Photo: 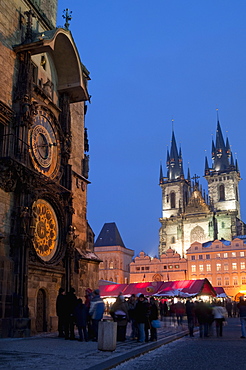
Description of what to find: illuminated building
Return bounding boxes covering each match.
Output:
[94,223,134,284]
[130,249,187,283]
[159,119,245,257]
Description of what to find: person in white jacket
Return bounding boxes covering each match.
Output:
[212,302,227,337]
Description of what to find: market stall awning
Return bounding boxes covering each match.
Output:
[155,279,216,298]
[122,282,165,297]
[98,284,128,298]
[214,287,228,298]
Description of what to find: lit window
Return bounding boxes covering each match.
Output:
[216,253,220,258]
[199,255,203,260]
[168,265,173,269]
[206,254,210,260]
[175,265,179,269]
[191,265,196,272]
[240,252,245,257]
[206,264,211,272]
[241,262,245,270]
[199,265,204,272]
[233,276,238,285]
[225,277,229,286]
[224,264,229,271]
[191,256,195,260]
[232,263,237,270]
[216,263,221,271]
[217,278,222,286]
[224,253,228,258]
[242,277,246,285]
[232,252,236,258]
[109,261,114,269]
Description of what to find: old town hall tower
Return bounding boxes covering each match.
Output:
[159,119,245,258]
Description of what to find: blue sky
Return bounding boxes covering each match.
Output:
[57,1,246,257]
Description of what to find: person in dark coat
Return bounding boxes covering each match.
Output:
[74,298,88,341]
[85,288,93,340]
[237,296,246,338]
[64,287,77,340]
[135,294,149,343]
[127,294,137,339]
[194,300,212,338]
[56,287,66,337]
[186,299,195,337]
[149,297,159,341]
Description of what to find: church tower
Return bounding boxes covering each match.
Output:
[204,119,241,217]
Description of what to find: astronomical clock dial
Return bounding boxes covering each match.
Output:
[32,199,58,262]
[29,108,60,179]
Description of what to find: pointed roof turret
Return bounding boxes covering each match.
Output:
[94,222,125,248]
[159,162,164,184]
[167,130,184,180]
[212,120,230,172]
[230,152,235,167]
[204,156,210,176]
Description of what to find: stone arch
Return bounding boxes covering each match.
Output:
[190,226,205,243]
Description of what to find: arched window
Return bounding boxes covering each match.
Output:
[109,261,114,269]
[236,186,239,201]
[170,192,176,209]
[171,236,175,244]
[219,184,225,201]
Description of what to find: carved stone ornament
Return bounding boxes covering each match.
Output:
[0,100,15,126]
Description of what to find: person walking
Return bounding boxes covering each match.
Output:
[186,299,195,337]
[135,294,149,343]
[56,287,66,338]
[149,297,159,341]
[212,302,227,337]
[127,294,137,339]
[237,296,246,338]
[64,287,77,340]
[110,294,129,341]
[74,298,88,342]
[89,289,105,341]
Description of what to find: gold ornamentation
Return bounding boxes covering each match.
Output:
[32,199,58,261]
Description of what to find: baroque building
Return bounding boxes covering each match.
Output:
[159,119,246,257]
[0,0,100,337]
[94,222,134,284]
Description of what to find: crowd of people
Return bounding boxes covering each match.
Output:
[56,287,246,343]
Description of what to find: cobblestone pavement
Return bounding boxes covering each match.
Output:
[113,318,246,370]
[0,319,188,370]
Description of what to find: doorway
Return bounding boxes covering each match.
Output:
[36,289,47,332]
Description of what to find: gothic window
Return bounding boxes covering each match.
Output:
[190,226,205,243]
[171,236,175,244]
[236,186,239,201]
[109,261,113,269]
[221,222,225,228]
[170,192,176,209]
[219,184,225,201]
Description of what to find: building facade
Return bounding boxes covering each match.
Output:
[0,0,100,338]
[159,120,245,257]
[186,238,246,299]
[130,249,188,283]
[94,223,134,284]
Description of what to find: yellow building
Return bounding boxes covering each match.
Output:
[186,238,246,299]
[130,248,188,283]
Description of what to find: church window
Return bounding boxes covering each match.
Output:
[227,176,230,180]
[191,265,196,272]
[171,236,175,244]
[219,184,225,201]
[170,192,176,209]
[224,264,229,271]
[221,222,225,228]
[233,276,238,286]
[199,255,203,260]
[236,187,239,201]
[206,264,211,271]
[216,263,221,271]
[217,278,222,286]
[242,277,246,285]
[241,262,245,270]
[191,255,195,260]
[219,177,222,181]
[232,263,237,270]
[240,252,245,257]
[225,277,229,286]
[199,265,204,272]
[224,253,228,258]
[206,254,210,259]
[232,252,236,257]
[190,226,205,243]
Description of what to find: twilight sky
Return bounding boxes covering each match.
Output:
[57,0,246,258]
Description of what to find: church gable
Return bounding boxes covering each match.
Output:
[185,189,210,214]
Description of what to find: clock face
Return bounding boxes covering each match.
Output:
[29,108,60,179]
[32,199,58,262]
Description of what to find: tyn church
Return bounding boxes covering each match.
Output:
[159,120,245,258]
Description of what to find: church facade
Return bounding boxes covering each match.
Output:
[0,0,100,337]
[159,120,245,258]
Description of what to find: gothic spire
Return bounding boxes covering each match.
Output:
[204,156,210,176]
[159,162,164,184]
[167,130,183,180]
[212,120,230,172]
